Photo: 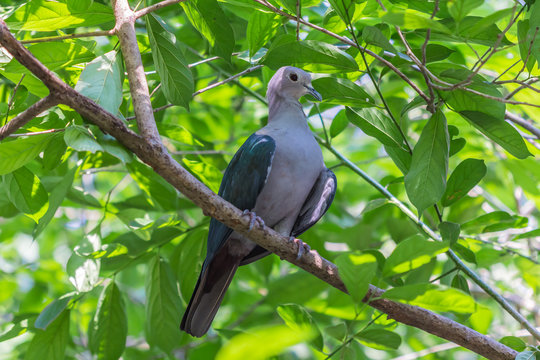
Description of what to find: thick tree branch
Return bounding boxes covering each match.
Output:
[0,20,521,360]
[0,95,59,140]
[113,0,161,145]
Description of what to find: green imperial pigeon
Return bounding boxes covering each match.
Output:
[180,66,337,337]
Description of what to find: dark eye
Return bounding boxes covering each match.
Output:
[289,73,298,81]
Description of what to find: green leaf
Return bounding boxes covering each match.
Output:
[382,10,451,34]
[329,109,349,138]
[145,255,182,353]
[328,0,354,24]
[170,229,206,303]
[513,229,540,241]
[6,0,114,31]
[215,325,314,360]
[462,211,528,233]
[355,329,401,350]
[385,145,411,174]
[442,158,486,206]
[312,77,374,107]
[0,323,27,343]
[263,36,359,72]
[34,166,76,238]
[127,161,180,210]
[451,274,470,294]
[68,0,93,12]
[146,14,194,109]
[467,8,514,37]
[24,310,70,360]
[459,111,532,159]
[0,133,55,175]
[64,125,103,153]
[247,10,280,57]
[362,26,396,53]
[447,0,483,23]
[346,107,403,147]
[181,0,235,61]
[5,42,94,74]
[383,236,449,277]
[277,304,323,351]
[183,158,223,193]
[404,110,449,215]
[382,284,476,314]
[42,134,67,171]
[89,282,127,360]
[67,235,100,292]
[35,294,74,330]
[4,166,49,223]
[335,252,377,303]
[75,51,124,115]
[439,221,460,244]
[412,44,455,63]
[518,20,537,72]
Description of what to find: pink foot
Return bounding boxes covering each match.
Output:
[242,210,265,231]
[288,236,311,260]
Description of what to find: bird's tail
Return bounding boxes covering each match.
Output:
[180,249,242,337]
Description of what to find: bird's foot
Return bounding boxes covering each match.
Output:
[242,210,265,231]
[288,236,311,260]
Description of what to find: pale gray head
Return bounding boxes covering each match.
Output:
[267,66,322,102]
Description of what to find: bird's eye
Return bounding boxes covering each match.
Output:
[289,73,298,81]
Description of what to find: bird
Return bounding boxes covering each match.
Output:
[180,66,337,337]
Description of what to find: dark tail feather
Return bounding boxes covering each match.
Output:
[180,248,241,337]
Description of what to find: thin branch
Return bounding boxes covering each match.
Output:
[296,0,301,41]
[20,30,114,44]
[113,0,161,144]
[192,65,263,97]
[514,27,539,79]
[504,78,540,99]
[4,74,25,125]
[505,111,540,140]
[0,95,59,141]
[8,128,65,137]
[134,0,184,18]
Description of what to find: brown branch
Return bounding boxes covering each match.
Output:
[113,0,161,144]
[0,20,520,360]
[505,111,540,140]
[4,74,25,124]
[504,78,540,99]
[134,0,183,18]
[20,30,114,44]
[0,95,59,141]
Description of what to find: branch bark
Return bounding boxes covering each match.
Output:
[112,0,161,145]
[505,111,540,140]
[0,95,59,140]
[0,20,521,360]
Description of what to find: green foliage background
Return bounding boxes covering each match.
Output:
[0,0,539,359]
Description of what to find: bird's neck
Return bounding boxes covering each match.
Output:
[268,94,306,127]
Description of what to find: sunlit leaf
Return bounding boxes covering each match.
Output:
[335,252,377,303]
[442,158,486,206]
[4,166,49,223]
[0,133,55,175]
[24,310,70,360]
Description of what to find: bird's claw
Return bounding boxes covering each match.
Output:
[288,236,311,260]
[242,210,265,231]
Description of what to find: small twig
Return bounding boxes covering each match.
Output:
[20,30,114,44]
[296,0,301,41]
[505,111,540,140]
[134,0,184,18]
[4,74,25,125]
[504,78,540,100]
[8,128,65,137]
[192,65,263,97]
[491,59,521,83]
[172,150,229,156]
[0,95,59,141]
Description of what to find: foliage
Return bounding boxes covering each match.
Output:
[0,0,539,359]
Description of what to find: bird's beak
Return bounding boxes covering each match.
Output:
[304,85,322,101]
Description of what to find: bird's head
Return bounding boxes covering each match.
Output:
[267,66,322,102]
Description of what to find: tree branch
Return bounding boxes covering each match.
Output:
[134,0,184,18]
[0,20,522,359]
[0,95,59,140]
[505,111,540,140]
[113,0,161,144]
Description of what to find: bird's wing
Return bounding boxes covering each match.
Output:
[290,168,337,237]
[205,133,276,267]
